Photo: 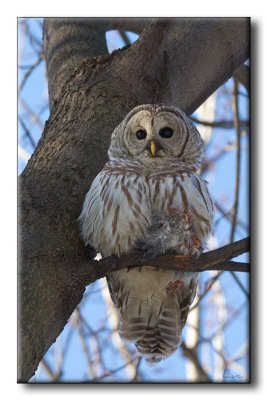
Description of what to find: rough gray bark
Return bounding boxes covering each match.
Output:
[18,17,249,382]
[44,18,109,108]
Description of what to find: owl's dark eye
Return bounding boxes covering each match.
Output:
[136,130,147,140]
[159,127,173,138]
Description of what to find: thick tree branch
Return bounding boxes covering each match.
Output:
[128,17,249,114]
[44,18,109,108]
[233,64,250,91]
[106,17,150,34]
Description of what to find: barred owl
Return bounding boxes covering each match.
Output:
[79,104,213,364]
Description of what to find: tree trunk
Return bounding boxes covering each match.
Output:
[18,17,249,382]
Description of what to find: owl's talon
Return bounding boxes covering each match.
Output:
[188,247,202,258]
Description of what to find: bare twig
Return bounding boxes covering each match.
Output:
[189,271,224,312]
[230,80,242,243]
[39,359,55,380]
[200,147,228,174]
[214,201,248,232]
[19,55,44,92]
[208,300,248,341]
[90,356,140,382]
[18,115,36,150]
[191,116,248,130]
[119,30,131,46]
[230,271,249,298]
[181,343,210,382]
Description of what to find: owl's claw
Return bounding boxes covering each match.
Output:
[179,244,202,258]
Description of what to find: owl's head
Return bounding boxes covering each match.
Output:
[108,105,204,170]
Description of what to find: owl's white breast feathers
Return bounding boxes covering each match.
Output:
[79,162,213,257]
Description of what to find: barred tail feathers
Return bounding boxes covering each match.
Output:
[119,293,183,364]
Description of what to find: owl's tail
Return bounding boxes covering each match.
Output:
[119,294,182,364]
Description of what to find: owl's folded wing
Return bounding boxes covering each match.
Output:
[79,168,151,257]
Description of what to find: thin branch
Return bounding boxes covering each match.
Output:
[230,80,242,243]
[119,30,131,46]
[19,55,44,92]
[230,271,249,298]
[207,300,248,341]
[191,116,248,130]
[18,115,36,150]
[200,147,228,174]
[190,271,224,312]
[90,356,140,382]
[181,343,210,382]
[78,309,107,373]
[19,97,46,130]
[39,359,55,380]
[214,201,248,232]
[75,238,250,287]
[131,357,142,382]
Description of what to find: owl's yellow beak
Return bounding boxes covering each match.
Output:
[150,141,157,157]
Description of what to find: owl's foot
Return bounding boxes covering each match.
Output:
[135,241,165,260]
[188,246,202,257]
[166,279,184,294]
[188,235,202,257]
[179,244,202,258]
[180,231,202,258]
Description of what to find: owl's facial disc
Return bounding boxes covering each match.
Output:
[123,109,194,164]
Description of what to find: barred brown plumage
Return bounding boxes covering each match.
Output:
[79,104,213,364]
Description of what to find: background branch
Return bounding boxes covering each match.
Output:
[191,116,248,130]
[230,80,242,243]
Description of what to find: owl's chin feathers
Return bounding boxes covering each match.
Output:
[110,154,198,174]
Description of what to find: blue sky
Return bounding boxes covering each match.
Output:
[18,18,249,383]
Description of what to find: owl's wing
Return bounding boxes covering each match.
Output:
[79,166,151,257]
[181,173,213,242]
[176,272,198,328]
[192,174,213,219]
